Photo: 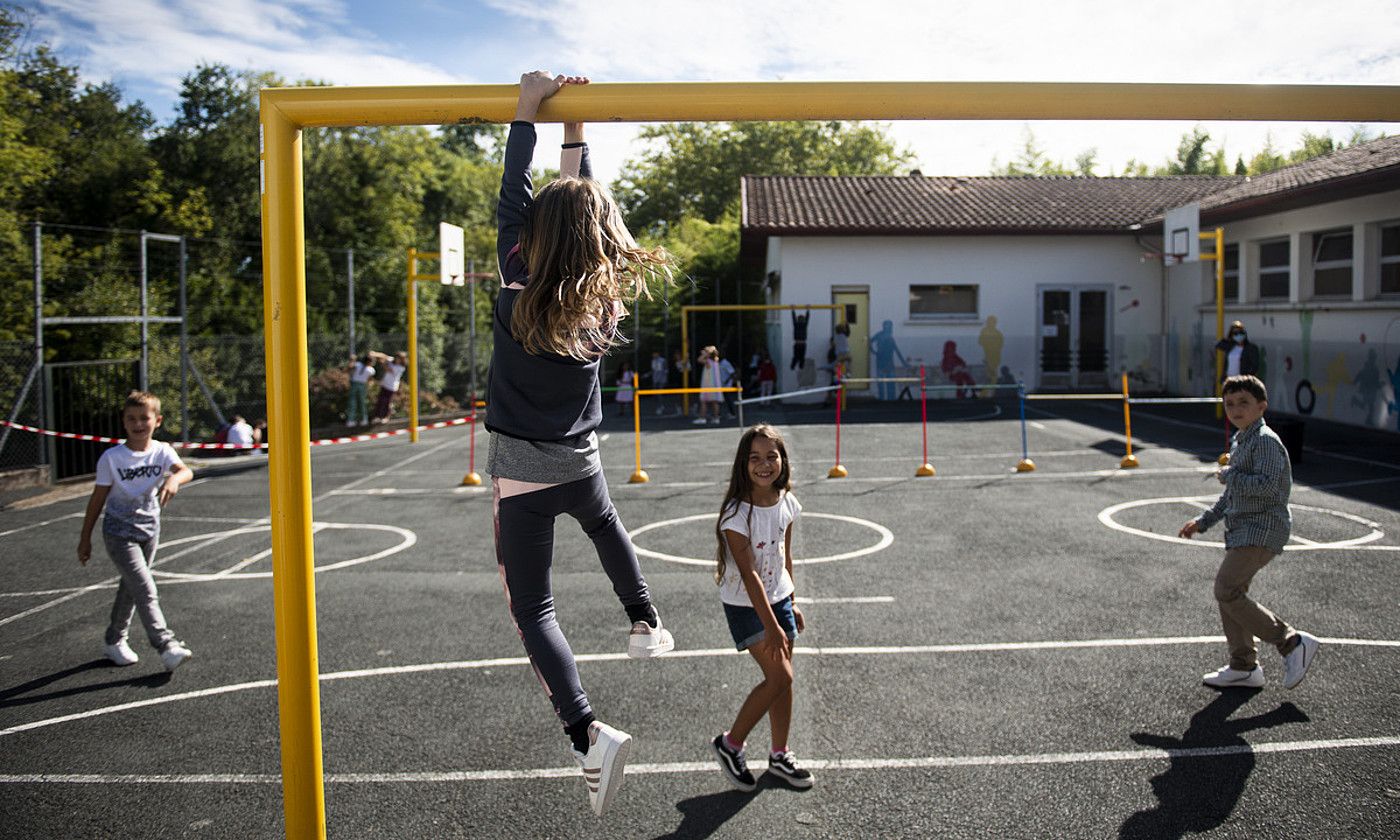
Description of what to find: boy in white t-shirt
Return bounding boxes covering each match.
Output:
[77,391,194,671]
[371,350,407,424]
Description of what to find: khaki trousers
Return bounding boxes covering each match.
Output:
[1214,546,1294,671]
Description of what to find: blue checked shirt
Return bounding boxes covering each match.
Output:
[1193,418,1292,552]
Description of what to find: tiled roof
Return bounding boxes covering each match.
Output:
[741,135,1400,236]
[1194,134,1400,219]
[742,174,1239,234]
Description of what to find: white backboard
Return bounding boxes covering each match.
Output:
[439,222,465,285]
[1163,203,1200,264]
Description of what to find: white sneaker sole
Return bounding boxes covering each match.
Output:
[586,730,631,816]
[627,629,675,659]
[1284,635,1319,690]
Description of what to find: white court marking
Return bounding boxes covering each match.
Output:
[4,635,1398,739]
[1098,496,1398,551]
[628,511,894,566]
[4,735,1397,785]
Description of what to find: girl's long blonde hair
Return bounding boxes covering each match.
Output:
[714,423,793,584]
[512,177,671,360]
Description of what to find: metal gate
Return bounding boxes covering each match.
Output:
[44,358,139,482]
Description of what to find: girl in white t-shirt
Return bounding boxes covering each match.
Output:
[709,423,813,792]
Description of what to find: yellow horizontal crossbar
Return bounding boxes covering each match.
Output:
[260,81,1400,127]
[683,304,844,313]
[638,387,740,396]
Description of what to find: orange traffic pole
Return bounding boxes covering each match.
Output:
[829,364,847,478]
[629,373,648,483]
[1120,371,1139,468]
[916,364,935,476]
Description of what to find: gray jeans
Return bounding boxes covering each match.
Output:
[103,533,175,651]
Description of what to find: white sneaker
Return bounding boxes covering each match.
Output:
[1283,631,1319,689]
[160,642,193,672]
[572,721,631,816]
[692,416,708,425]
[627,618,675,658]
[1202,665,1264,688]
[104,640,139,666]
[709,417,721,425]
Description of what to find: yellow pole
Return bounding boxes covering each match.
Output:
[1120,371,1139,469]
[407,248,419,443]
[629,373,648,483]
[681,314,690,417]
[258,97,327,840]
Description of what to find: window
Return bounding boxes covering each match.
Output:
[1383,223,1400,295]
[1216,243,1239,302]
[909,284,978,319]
[1258,239,1290,300]
[1311,229,1352,297]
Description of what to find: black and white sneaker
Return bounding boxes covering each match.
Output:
[711,734,757,792]
[766,750,814,789]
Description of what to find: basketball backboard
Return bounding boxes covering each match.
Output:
[439,222,465,285]
[1163,203,1200,264]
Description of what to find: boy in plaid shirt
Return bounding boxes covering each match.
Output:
[1178,375,1319,690]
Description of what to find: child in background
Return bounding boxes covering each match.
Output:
[710,424,813,792]
[757,353,777,399]
[346,353,375,427]
[1178,374,1319,690]
[616,360,635,415]
[488,70,675,816]
[77,391,194,672]
[650,350,669,415]
[694,345,723,425]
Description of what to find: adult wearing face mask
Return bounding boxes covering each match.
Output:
[1215,320,1260,380]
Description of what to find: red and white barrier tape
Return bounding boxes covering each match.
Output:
[0,416,478,450]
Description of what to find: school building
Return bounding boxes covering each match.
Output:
[740,134,1400,432]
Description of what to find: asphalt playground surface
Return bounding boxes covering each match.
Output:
[2,394,1398,839]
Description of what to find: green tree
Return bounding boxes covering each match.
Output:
[989,127,1077,176]
[614,120,913,234]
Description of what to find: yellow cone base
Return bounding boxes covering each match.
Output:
[1218,452,1230,465]
[827,464,848,479]
[1015,459,1036,472]
[461,472,482,486]
[629,470,650,484]
[915,463,935,477]
[1120,454,1140,469]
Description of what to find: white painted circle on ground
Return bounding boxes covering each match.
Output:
[1097,496,1386,550]
[628,511,893,566]
[153,521,417,581]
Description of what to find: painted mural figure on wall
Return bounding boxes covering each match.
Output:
[790,308,810,370]
[978,316,1004,397]
[941,341,977,399]
[869,320,908,400]
[1388,354,1400,431]
[1351,348,1384,424]
[1321,354,1351,417]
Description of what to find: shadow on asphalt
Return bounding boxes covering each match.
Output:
[0,658,172,709]
[651,775,810,840]
[1118,691,1310,839]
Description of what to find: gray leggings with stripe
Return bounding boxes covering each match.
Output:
[493,471,651,726]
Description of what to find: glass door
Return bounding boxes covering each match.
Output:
[1037,286,1112,390]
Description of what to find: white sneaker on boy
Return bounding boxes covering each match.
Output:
[1201,665,1264,689]
[571,721,632,816]
[160,642,193,672]
[1282,631,1320,689]
[627,618,675,659]
[104,640,139,667]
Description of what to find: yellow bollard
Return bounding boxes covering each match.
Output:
[629,373,649,483]
[1120,372,1139,469]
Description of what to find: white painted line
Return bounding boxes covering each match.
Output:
[796,596,895,604]
[628,511,894,566]
[0,511,83,538]
[1029,421,1047,430]
[1098,496,1393,551]
[6,636,1398,739]
[3,735,1396,785]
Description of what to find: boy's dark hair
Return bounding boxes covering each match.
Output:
[1222,374,1267,402]
[124,390,161,414]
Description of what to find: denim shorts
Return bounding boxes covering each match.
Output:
[723,595,798,651]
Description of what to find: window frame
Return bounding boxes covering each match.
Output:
[1381,221,1400,297]
[1257,238,1290,300]
[908,283,980,321]
[1310,228,1353,298]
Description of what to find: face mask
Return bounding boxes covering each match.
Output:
[1233,333,1246,344]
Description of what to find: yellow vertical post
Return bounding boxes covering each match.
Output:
[629,373,648,483]
[1212,226,1225,418]
[1120,371,1139,468]
[680,316,690,417]
[258,99,327,840]
[407,248,419,443]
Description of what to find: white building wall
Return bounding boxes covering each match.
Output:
[1163,188,1400,431]
[770,234,1164,397]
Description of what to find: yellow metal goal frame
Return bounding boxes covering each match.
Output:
[259,80,1400,839]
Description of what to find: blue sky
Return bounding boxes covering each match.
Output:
[23,0,1400,183]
